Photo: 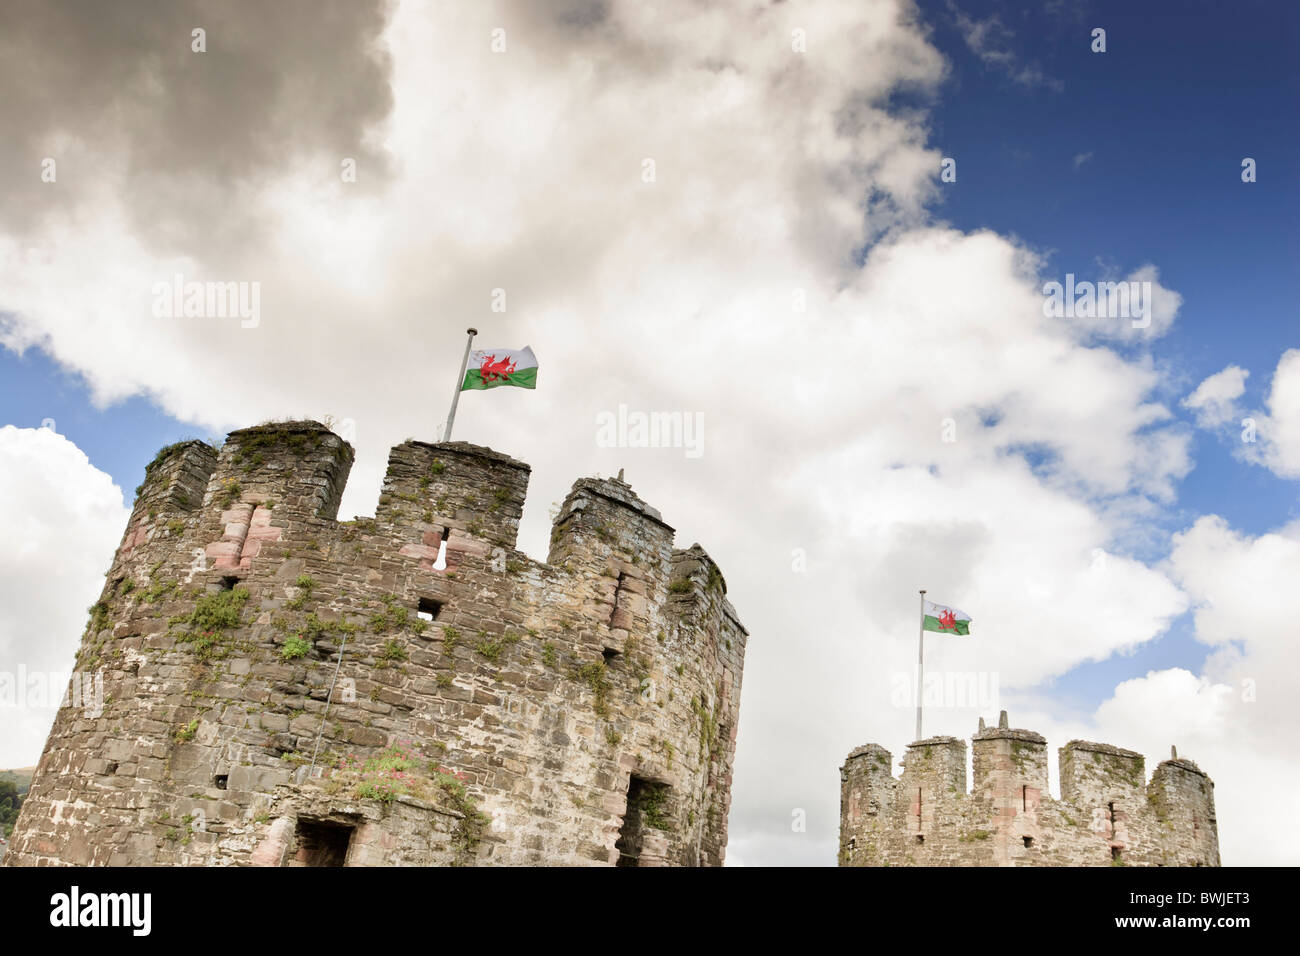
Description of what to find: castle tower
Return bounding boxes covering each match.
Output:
[4,422,749,868]
[838,718,1220,867]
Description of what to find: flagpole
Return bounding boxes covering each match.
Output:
[916,589,926,741]
[443,327,477,442]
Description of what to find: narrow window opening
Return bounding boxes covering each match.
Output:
[847,838,856,851]
[915,834,924,845]
[292,818,354,867]
[219,575,239,591]
[1022,784,1027,812]
[417,597,443,622]
[608,573,631,629]
[603,647,621,662]
[105,762,118,775]
[1022,836,1033,848]
[214,774,228,790]
[616,775,670,867]
[1111,846,1122,862]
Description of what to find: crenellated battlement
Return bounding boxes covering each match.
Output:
[839,711,1219,867]
[6,421,749,868]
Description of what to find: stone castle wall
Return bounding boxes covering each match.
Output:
[839,712,1218,867]
[5,421,748,867]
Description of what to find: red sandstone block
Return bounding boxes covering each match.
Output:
[249,818,293,866]
[399,543,440,561]
[220,504,253,523]
[447,532,490,556]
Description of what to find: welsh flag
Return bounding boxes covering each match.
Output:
[923,600,972,635]
[461,346,538,391]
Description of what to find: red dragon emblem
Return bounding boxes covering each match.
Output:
[937,609,958,630]
[478,353,517,384]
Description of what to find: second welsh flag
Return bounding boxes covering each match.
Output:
[922,600,972,635]
[461,346,538,391]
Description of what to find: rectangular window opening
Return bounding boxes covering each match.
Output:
[292,818,355,867]
[219,575,240,591]
[417,597,443,622]
[214,774,228,790]
[1022,836,1033,848]
[1111,846,1122,862]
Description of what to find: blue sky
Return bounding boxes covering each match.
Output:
[0,342,219,495]
[911,0,1298,714]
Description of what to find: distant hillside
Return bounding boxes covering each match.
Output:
[0,768,35,796]
[1,767,33,840]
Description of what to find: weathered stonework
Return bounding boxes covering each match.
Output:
[839,711,1219,867]
[5,421,748,867]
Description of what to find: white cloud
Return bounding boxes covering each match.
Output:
[0,427,130,767]
[1003,515,1300,866]
[1183,365,1248,428]
[1251,349,1300,478]
[890,513,1300,868]
[1185,350,1300,480]
[1153,516,1300,864]
[946,1,1063,91]
[1047,263,1184,343]
[1073,151,1094,169]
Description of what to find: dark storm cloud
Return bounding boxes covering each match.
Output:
[0,0,395,254]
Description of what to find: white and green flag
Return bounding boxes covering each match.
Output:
[460,346,538,391]
[922,600,972,635]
